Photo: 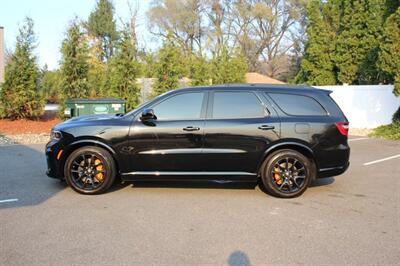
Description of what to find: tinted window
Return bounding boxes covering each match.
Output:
[153,92,204,120]
[212,92,264,119]
[269,93,327,116]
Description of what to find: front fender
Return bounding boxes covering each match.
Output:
[58,138,120,177]
[68,139,117,156]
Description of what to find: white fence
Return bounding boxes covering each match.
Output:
[315,85,399,128]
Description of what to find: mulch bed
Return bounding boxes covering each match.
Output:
[0,112,61,135]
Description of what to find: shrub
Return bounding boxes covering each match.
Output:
[370,121,400,140]
[393,106,400,122]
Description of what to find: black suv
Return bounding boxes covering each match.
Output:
[46,85,350,198]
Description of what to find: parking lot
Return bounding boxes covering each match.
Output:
[0,137,399,265]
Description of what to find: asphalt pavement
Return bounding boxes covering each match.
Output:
[0,137,399,265]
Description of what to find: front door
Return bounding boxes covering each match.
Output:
[125,91,207,175]
[203,90,280,174]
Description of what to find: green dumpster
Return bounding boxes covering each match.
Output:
[64,98,125,118]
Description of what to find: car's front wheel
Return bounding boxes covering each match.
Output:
[64,146,116,194]
[260,149,315,198]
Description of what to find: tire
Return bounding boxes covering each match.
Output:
[64,146,116,195]
[260,149,315,198]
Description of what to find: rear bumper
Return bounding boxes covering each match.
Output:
[318,161,350,178]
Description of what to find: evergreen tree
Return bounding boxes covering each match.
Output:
[60,19,90,108]
[378,7,400,96]
[384,0,400,19]
[0,17,44,119]
[87,61,106,98]
[39,66,62,103]
[87,42,107,98]
[152,38,184,96]
[295,0,338,85]
[188,54,210,86]
[335,0,384,84]
[139,51,157,78]
[211,47,247,84]
[107,27,141,111]
[230,48,248,82]
[87,0,118,61]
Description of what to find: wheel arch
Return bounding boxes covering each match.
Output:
[257,141,317,174]
[60,139,120,177]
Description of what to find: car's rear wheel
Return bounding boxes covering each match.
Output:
[64,146,116,194]
[260,149,315,198]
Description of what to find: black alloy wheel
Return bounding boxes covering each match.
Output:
[261,149,315,198]
[64,146,116,194]
[271,157,306,193]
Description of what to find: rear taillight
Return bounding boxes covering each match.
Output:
[335,122,349,136]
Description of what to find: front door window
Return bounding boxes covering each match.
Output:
[153,92,205,120]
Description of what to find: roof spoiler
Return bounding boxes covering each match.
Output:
[315,88,333,95]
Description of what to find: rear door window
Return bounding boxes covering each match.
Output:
[211,91,265,119]
[268,93,327,116]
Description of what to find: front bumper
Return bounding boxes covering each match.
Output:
[45,140,65,179]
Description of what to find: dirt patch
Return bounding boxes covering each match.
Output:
[0,112,61,135]
[349,128,373,137]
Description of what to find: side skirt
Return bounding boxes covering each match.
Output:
[120,171,258,182]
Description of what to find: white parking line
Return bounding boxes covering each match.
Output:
[0,198,19,204]
[348,138,369,142]
[363,154,400,166]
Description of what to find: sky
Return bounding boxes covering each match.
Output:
[0,0,153,70]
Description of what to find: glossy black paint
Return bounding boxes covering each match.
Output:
[46,84,350,182]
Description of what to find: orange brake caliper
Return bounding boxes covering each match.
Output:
[273,166,282,185]
[95,159,104,182]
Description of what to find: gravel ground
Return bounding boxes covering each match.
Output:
[0,134,49,145]
[0,135,15,145]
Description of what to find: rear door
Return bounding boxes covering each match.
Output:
[202,90,280,174]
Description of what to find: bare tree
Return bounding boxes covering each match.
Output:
[204,0,234,56]
[127,1,139,47]
[230,0,307,75]
[147,0,205,54]
[147,0,306,78]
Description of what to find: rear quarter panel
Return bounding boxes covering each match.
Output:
[264,90,350,170]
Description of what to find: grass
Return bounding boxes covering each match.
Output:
[369,121,400,140]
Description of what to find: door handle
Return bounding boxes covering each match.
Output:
[258,125,275,130]
[183,126,200,131]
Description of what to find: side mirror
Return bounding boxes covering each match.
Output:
[140,108,156,122]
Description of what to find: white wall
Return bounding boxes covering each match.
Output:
[315,85,400,128]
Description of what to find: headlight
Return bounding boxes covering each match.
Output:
[50,130,62,140]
